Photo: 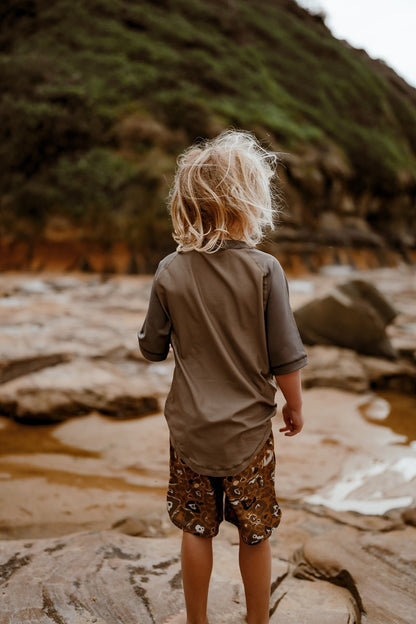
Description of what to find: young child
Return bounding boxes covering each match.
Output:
[138,130,307,624]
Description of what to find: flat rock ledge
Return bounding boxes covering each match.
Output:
[1,527,415,624]
[0,358,167,422]
[303,345,416,394]
[1,347,415,423]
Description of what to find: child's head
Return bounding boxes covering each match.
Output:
[169,129,279,252]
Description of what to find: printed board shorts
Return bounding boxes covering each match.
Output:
[167,432,281,545]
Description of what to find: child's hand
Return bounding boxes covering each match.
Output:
[279,403,303,436]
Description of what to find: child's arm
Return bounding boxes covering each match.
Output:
[275,370,303,436]
[138,274,171,362]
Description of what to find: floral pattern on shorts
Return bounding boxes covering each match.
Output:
[167,432,281,545]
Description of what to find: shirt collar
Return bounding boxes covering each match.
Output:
[212,239,251,250]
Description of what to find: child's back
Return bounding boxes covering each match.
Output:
[139,239,306,476]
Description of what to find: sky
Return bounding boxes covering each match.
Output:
[296,0,416,88]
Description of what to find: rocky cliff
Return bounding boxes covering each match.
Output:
[1,0,416,272]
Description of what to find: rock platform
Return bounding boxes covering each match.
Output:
[0,267,415,623]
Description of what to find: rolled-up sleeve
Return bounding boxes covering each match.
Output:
[265,260,308,376]
[138,273,171,362]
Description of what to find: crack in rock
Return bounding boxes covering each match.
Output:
[294,561,364,620]
[128,570,155,624]
[42,587,67,624]
[269,591,287,617]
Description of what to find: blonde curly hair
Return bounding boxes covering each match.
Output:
[169,130,280,253]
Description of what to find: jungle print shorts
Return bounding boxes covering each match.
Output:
[167,432,281,545]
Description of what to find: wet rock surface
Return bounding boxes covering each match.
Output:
[0,408,414,624]
[0,267,415,623]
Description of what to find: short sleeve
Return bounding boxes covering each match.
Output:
[265,260,308,375]
[138,269,171,362]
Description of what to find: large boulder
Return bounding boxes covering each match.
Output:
[294,279,397,358]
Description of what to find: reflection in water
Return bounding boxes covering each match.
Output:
[304,460,414,515]
[0,418,98,457]
[305,390,416,515]
[359,392,416,444]
[362,397,390,420]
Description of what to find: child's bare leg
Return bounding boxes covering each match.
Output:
[239,533,271,624]
[181,531,212,624]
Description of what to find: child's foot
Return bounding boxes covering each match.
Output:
[162,610,186,624]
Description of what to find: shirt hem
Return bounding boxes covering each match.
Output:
[169,422,273,477]
[271,355,308,376]
[138,345,169,361]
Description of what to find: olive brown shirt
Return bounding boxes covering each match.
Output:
[138,240,307,476]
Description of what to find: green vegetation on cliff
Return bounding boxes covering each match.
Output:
[1,0,416,256]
